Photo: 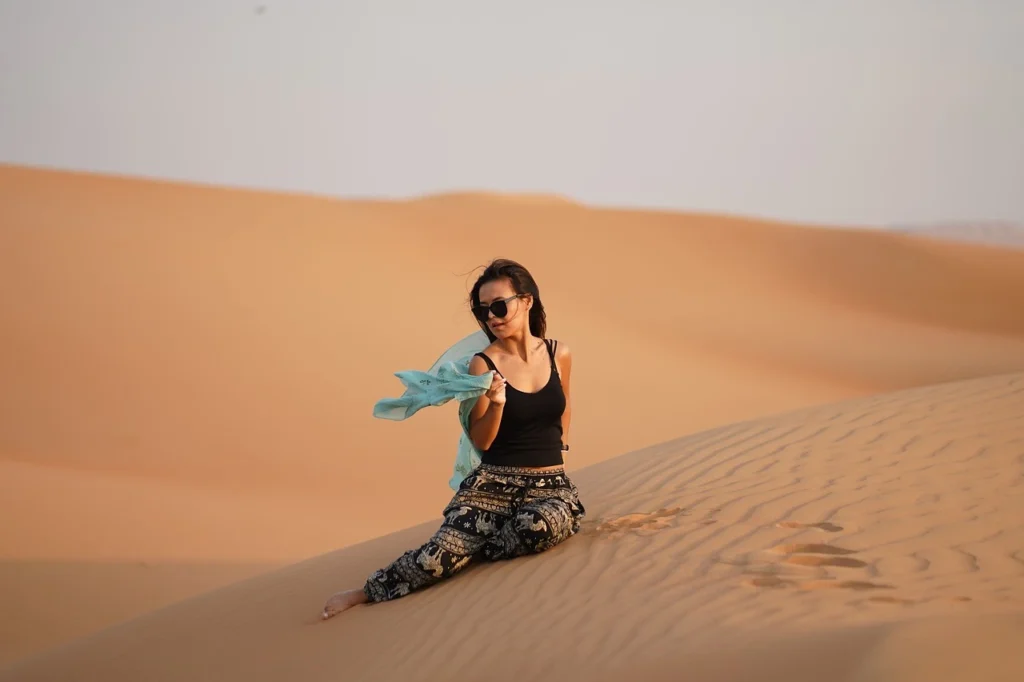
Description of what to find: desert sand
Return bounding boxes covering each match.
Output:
[2,164,1024,679]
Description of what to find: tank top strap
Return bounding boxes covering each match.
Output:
[475,352,502,377]
[545,339,558,372]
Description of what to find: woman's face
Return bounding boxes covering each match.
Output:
[477,278,530,339]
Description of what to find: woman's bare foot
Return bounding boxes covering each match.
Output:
[321,589,369,620]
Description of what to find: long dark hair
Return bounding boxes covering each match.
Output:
[469,259,547,342]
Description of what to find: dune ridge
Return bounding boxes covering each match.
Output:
[3,164,1024,666]
[3,370,1022,681]
[891,222,1024,249]
[408,190,583,205]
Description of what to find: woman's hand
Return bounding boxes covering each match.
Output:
[467,357,507,451]
[486,371,507,406]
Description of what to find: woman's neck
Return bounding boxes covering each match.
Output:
[495,331,539,361]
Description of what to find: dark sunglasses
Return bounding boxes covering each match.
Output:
[472,294,527,322]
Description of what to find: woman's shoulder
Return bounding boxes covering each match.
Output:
[468,349,494,375]
[547,338,571,359]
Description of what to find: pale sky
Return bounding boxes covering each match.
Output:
[1,1,1022,226]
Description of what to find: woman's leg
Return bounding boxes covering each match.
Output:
[323,496,509,618]
[482,475,585,560]
[321,469,582,618]
[361,469,520,603]
[362,503,506,602]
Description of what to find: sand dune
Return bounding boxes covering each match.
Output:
[3,164,1024,666]
[891,222,1024,249]
[4,371,1022,682]
[409,190,582,205]
[0,560,272,674]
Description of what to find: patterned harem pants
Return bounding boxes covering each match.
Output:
[363,464,586,602]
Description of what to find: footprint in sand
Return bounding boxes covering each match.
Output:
[776,521,844,533]
[769,543,858,556]
[768,543,868,569]
[742,575,796,589]
[866,596,917,605]
[744,576,895,591]
[594,507,686,536]
[785,555,868,568]
[745,542,893,592]
[800,580,895,591]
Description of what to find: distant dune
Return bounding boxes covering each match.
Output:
[890,222,1024,249]
[2,164,1024,672]
[408,190,583,205]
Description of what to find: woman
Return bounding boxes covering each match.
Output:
[321,259,585,618]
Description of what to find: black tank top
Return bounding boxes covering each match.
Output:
[475,339,566,468]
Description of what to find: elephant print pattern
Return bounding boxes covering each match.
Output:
[363,464,586,603]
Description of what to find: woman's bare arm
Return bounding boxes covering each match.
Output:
[556,342,572,449]
[468,354,505,451]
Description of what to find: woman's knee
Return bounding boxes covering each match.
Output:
[513,503,574,552]
[365,540,474,602]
